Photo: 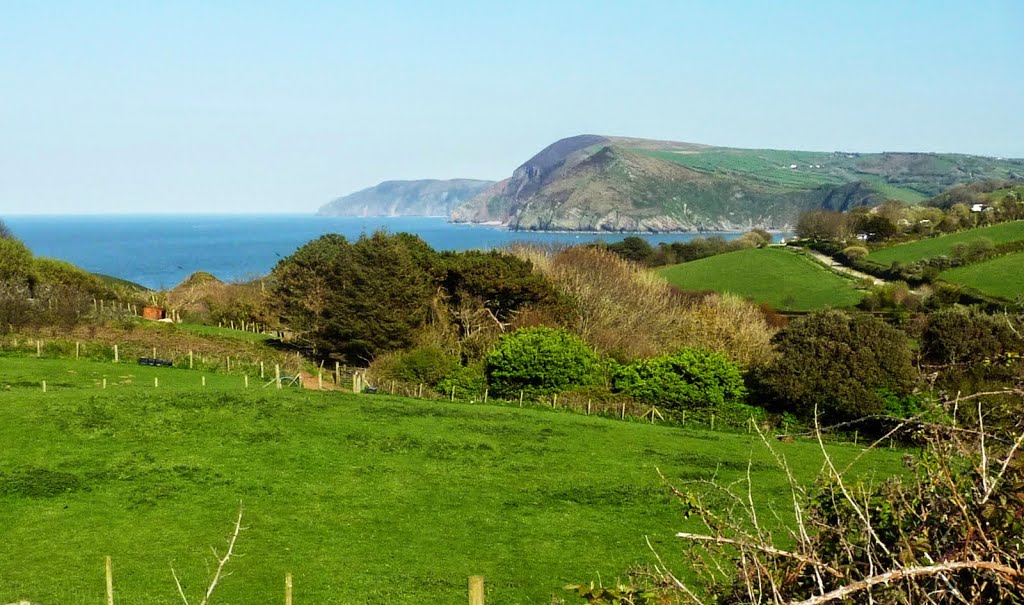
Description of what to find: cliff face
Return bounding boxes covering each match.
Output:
[318,179,494,217]
[451,136,1024,232]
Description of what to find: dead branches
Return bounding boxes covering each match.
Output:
[171,503,245,605]
[660,406,1024,605]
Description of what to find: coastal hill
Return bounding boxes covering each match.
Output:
[318,179,494,217]
[451,135,1024,232]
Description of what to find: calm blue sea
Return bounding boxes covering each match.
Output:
[5,215,750,289]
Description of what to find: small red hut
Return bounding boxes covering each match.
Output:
[142,306,166,321]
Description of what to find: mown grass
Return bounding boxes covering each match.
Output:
[0,355,906,604]
[867,221,1024,265]
[657,248,864,311]
[940,250,1024,301]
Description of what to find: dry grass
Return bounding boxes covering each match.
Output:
[510,245,777,366]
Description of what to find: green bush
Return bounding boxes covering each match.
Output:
[485,327,602,397]
[611,348,746,413]
[436,362,487,398]
[754,310,917,424]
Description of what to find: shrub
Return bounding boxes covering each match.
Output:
[754,310,917,424]
[611,348,746,413]
[369,345,459,386]
[436,362,487,398]
[485,327,603,397]
[841,245,869,261]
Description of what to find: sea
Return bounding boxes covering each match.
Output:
[4,215,751,290]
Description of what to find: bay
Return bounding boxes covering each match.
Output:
[5,215,753,289]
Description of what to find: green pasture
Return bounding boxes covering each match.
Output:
[658,248,864,311]
[940,250,1024,301]
[868,221,1024,265]
[172,321,275,344]
[0,355,905,605]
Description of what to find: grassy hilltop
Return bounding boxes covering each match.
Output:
[451,135,1023,232]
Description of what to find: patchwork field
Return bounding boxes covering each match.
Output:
[657,247,864,311]
[0,355,905,604]
[867,220,1024,265]
[940,250,1024,301]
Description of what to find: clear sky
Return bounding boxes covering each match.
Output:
[1,0,1021,215]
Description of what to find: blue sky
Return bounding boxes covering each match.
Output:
[1,1,1021,214]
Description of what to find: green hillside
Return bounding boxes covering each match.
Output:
[940,251,1024,301]
[0,354,904,605]
[657,248,864,311]
[452,135,1024,232]
[868,221,1024,265]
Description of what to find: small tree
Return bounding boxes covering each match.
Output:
[754,310,916,423]
[485,327,603,398]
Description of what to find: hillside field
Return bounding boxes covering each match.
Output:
[0,355,906,604]
[940,250,1024,301]
[657,247,864,311]
[867,220,1024,265]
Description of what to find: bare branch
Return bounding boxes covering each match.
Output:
[171,566,190,605]
[675,532,845,578]
[199,504,245,605]
[981,427,1024,505]
[787,560,1022,605]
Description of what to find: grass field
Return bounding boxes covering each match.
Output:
[657,248,864,311]
[0,354,906,604]
[867,221,1024,265]
[940,250,1024,301]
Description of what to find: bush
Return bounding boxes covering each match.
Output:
[611,348,746,414]
[369,346,459,386]
[841,245,869,261]
[485,327,603,397]
[436,362,487,398]
[754,310,917,424]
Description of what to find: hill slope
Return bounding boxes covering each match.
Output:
[318,179,494,217]
[0,355,904,604]
[452,135,1024,232]
[658,248,864,310]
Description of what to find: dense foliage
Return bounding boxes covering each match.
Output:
[611,348,746,413]
[485,327,603,397]
[755,310,917,423]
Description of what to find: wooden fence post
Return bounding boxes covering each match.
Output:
[76,341,80,359]
[318,372,323,390]
[260,360,265,379]
[285,572,293,605]
[552,394,557,408]
[113,344,119,363]
[621,402,626,420]
[468,575,484,605]
[334,361,340,385]
[519,391,524,407]
[276,364,282,389]
[105,555,114,605]
[36,340,41,357]
[189,350,194,369]
[587,399,591,415]
[152,347,157,359]
[483,388,488,404]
